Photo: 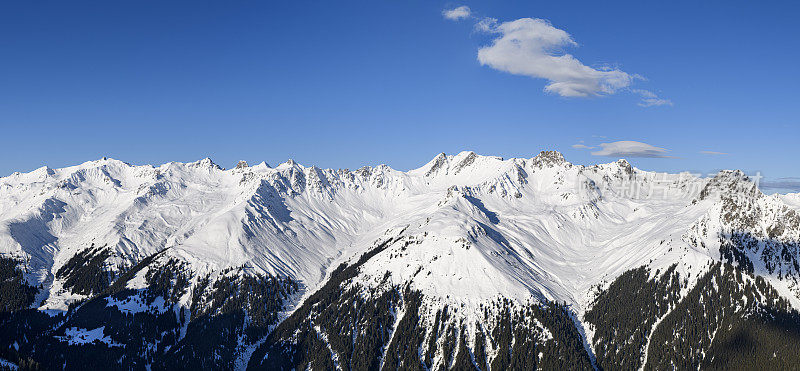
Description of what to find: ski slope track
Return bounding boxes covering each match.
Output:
[1,151,799,370]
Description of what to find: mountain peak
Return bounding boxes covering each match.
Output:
[615,159,634,175]
[699,169,760,200]
[532,150,567,167]
[422,152,448,177]
[277,159,303,170]
[252,161,272,169]
[189,157,222,170]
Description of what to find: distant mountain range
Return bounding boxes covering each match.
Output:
[1,151,799,370]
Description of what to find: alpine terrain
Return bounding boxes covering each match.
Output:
[1,151,799,370]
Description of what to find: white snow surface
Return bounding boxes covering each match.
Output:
[106,293,167,315]
[778,193,800,210]
[0,151,797,313]
[56,326,122,347]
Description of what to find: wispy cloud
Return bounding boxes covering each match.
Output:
[572,144,595,149]
[760,177,800,193]
[591,140,673,158]
[700,150,729,156]
[474,16,497,32]
[443,6,472,21]
[633,89,673,107]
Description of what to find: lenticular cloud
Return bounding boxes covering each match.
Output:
[591,140,672,158]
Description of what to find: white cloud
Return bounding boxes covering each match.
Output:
[475,18,634,97]
[571,144,595,149]
[443,6,472,21]
[700,150,729,155]
[591,141,673,158]
[444,9,670,103]
[633,89,673,107]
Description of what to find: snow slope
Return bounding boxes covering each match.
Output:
[0,151,796,315]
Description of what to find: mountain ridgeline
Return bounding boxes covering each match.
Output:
[1,151,799,369]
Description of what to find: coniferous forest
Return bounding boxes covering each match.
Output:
[3,240,800,370]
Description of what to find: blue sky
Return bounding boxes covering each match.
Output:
[1,1,798,189]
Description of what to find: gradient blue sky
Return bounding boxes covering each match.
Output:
[1,1,798,189]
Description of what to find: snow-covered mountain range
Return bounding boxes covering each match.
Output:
[1,151,799,370]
